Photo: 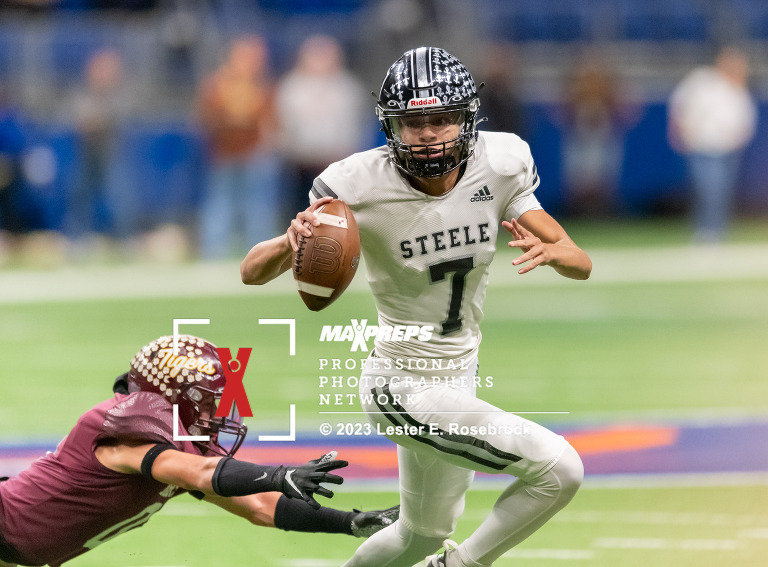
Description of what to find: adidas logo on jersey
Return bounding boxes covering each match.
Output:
[470,186,493,202]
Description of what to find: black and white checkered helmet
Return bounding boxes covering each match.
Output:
[376,47,480,178]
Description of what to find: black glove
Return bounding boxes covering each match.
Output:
[274,451,347,509]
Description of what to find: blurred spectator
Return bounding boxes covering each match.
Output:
[66,48,131,257]
[196,35,281,259]
[668,46,758,243]
[276,35,367,217]
[371,0,441,74]
[477,42,526,137]
[0,81,28,264]
[159,0,202,89]
[560,53,632,218]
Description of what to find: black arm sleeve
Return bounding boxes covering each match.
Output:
[211,457,283,497]
[274,494,354,534]
[140,444,177,480]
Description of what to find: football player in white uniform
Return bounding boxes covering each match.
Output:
[241,47,591,567]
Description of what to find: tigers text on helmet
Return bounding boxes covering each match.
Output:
[377,47,480,178]
[127,335,247,457]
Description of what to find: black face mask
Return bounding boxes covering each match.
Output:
[113,372,130,394]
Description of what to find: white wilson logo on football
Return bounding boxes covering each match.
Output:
[316,212,348,228]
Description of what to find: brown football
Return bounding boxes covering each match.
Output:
[293,199,360,311]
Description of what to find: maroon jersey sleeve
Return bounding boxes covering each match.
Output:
[97,391,202,453]
[0,393,202,566]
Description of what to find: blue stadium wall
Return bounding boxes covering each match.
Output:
[8,100,768,234]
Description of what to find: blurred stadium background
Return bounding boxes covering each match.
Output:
[0,0,767,262]
[1,1,768,566]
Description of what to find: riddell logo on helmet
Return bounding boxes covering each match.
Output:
[408,97,441,108]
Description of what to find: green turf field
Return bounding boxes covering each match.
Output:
[2,242,766,436]
[1,219,767,566]
[2,270,767,436]
[58,484,768,566]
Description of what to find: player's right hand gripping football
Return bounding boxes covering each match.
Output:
[287,196,333,252]
[274,451,347,509]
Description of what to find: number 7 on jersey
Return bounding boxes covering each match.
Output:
[428,256,475,335]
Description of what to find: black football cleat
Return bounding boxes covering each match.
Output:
[350,505,400,538]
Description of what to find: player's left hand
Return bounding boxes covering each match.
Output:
[503,218,552,275]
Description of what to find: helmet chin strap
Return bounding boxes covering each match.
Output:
[412,153,457,178]
[392,135,467,178]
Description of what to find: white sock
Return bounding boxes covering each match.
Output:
[458,444,584,566]
[342,520,445,567]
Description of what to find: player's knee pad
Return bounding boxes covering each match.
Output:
[525,442,583,502]
[549,443,583,500]
[400,512,457,540]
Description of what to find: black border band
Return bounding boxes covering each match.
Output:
[140,444,176,480]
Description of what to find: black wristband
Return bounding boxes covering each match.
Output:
[140,444,176,480]
[211,457,281,497]
[274,495,354,534]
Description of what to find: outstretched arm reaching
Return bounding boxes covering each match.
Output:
[94,442,347,509]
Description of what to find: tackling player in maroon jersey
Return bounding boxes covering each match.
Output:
[0,335,397,567]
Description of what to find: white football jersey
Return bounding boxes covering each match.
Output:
[310,131,541,360]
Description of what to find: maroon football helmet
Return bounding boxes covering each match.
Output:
[127,335,247,457]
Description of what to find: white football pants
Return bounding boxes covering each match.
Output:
[342,353,582,567]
